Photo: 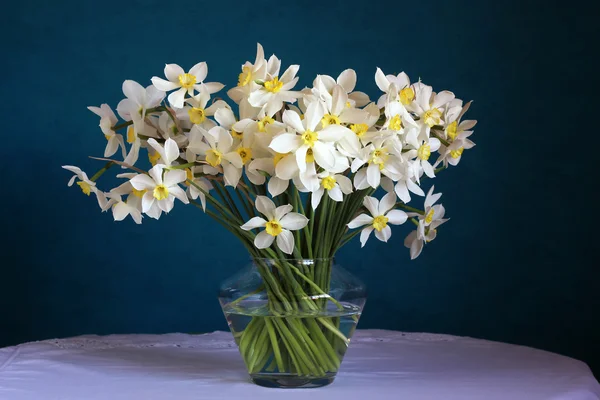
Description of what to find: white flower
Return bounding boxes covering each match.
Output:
[104,179,144,224]
[62,165,107,209]
[351,137,402,189]
[374,68,414,108]
[116,80,165,123]
[146,137,180,166]
[129,165,189,218]
[177,87,229,128]
[87,104,126,158]
[151,62,224,108]
[408,82,455,140]
[248,63,301,116]
[228,43,268,103]
[269,102,349,174]
[312,69,370,107]
[240,196,308,254]
[404,186,448,259]
[184,167,212,211]
[310,171,353,209]
[347,193,408,247]
[187,126,243,187]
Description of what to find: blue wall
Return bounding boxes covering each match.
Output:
[1,0,598,374]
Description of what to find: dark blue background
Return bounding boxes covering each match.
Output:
[1,0,598,375]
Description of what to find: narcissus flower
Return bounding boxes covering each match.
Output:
[129,165,189,218]
[151,62,224,108]
[347,193,408,247]
[404,186,448,259]
[241,196,309,254]
[88,104,126,158]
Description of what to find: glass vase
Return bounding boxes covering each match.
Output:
[218,258,366,388]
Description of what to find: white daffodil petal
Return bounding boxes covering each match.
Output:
[379,192,397,215]
[279,212,309,230]
[275,205,293,221]
[276,229,295,254]
[241,217,267,230]
[254,230,275,249]
[130,174,156,191]
[363,196,379,217]
[270,133,301,154]
[255,195,276,220]
[348,213,373,229]
[360,226,374,247]
[374,225,391,242]
[386,210,408,225]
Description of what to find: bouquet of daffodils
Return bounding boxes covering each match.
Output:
[63,43,475,261]
[63,43,476,381]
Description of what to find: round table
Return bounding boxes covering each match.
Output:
[0,330,598,399]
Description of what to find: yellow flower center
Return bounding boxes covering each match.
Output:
[237,147,252,164]
[301,130,318,147]
[257,116,275,132]
[188,107,206,124]
[369,147,389,170]
[265,219,283,236]
[153,184,169,200]
[132,188,146,197]
[76,181,92,196]
[446,121,458,141]
[372,215,389,232]
[148,151,161,166]
[399,87,415,105]
[350,123,369,137]
[321,176,336,190]
[184,168,194,186]
[305,148,315,163]
[206,149,223,167]
[450,147,464,159]
[423,108,442,127]
[425,208,435,224]
[104,134,112,141]
[321,113,341,127]
[417,143,431,161]
[264,77,283,93]
[127,126,136,144]
[345,101,352,108]
[388,114,402,131]
[273,152,287,167]
[231,129,243,139]
[178,73,197,89]
[238,66,252,87]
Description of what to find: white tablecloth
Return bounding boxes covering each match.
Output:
[0,330,598,400]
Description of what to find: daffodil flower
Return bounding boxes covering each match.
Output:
[129,164,189,219]
[347,193,408,247]
[151,62,224,109]
[311,69,370,107]
[248,64,302,116]
[407,82,455,140]
[404,186,448,259]
[227,43,267,104]
[241,196,309,254]
[87,104,126,158]
[375,68,414,108]
[351,137,402,189]
[310,171,353,209]
[187,126,243,187]
[176,87,229,128]
[146,138,180,167]
[103,174,144,224]
[269,102,349,174]
[62,165,107,209]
